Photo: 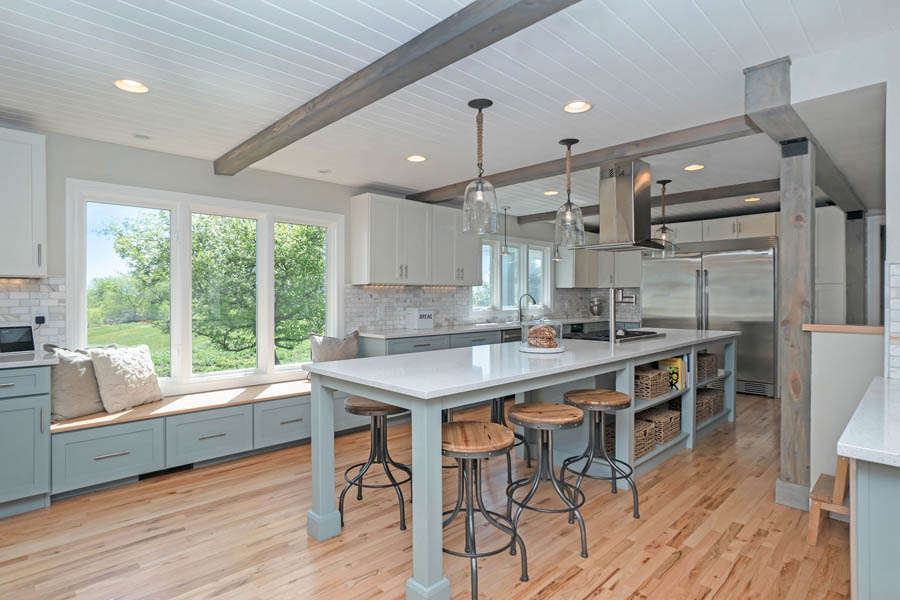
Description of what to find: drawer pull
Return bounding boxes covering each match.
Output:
[470,338,486,342]
[280,418,304,425]
[94,450,130,461]
[0,383,15,388]
[199,432,227,440]
[413,343,431,348]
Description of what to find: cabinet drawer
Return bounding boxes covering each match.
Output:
[386,335,450,355]
[254,397,311,449]
[51,419,164,494]
[166,405,253,467]
[0,366,50,399]
[451,331,501,348]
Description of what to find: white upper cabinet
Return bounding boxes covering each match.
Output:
[702,214,777,241]
[668,221,702,244]
[351,194,478,286]
[430,205,481,286]
[596,251,615,288]
[556,248,600,289]
[613,250,642,288]
[0,128,46,278]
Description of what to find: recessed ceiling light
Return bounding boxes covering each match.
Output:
[407,155,427,162]
[114,79,149,93]
[683,164,705,171]
[543,190,559,196]
[564,100,591,114]
[744,197,761,203]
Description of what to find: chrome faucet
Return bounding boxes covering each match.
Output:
[518,293,536,323]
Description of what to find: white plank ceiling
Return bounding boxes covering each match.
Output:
[0,0,895,207]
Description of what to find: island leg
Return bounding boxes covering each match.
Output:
[307,374,341,540]
[724,339,736,422]
[407,401,450,600]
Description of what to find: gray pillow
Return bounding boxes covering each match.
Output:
[310,331,359,363]
[90,345,163,413]
[43,344,114,422]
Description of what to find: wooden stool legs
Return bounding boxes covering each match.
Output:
[807,456,850,546]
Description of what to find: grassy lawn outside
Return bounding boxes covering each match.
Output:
[88,322,312,378]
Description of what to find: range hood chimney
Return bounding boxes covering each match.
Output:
[575,159,662,251]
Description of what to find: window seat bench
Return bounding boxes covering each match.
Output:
[48,380,373,499]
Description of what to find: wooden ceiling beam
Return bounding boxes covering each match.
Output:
[407,115,759,203]
[515,178,780,224]
[744,57,864,213]
[213,0,580,176]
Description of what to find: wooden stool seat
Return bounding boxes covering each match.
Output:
[507,403,583,428]
[564,389,631,409]
[442,421,514,456]
[345,396,405,416]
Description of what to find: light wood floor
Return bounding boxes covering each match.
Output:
[0,395,849,599]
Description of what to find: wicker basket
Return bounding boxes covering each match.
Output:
[695,389,717,423]
[638,407,681,445]
[634,367,670,400]
[634,419,656,459]
[697,353,719,381]
[603,422,615,456]
[703,388,725,418]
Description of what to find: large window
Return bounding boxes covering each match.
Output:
[474,239,551,312]
[69,180,344,394]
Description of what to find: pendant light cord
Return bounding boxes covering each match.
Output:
[660,182,666,221]
[476,109,484,176]
[565,145,572,203]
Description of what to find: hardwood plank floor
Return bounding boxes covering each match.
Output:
[0,395,849,599]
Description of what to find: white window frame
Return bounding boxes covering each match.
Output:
[473,236,552,313]
[66,178,344,395]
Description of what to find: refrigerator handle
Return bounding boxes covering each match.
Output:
[703,269,710,330]
[695,269,702,330]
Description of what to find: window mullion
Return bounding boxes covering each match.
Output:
[492,241,501,310]
[257,215,275,374]
[171,203,192,385]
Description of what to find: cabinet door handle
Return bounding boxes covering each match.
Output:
[199,432,227,440]
[94,450,130,460]
[399,264,403,278]
[280,417,304,425]
[40,408,44,433]
[37,243,42,266]
[0,382,15,388]
[413,343,431,348]
[732,222,736,234]
[461,267,464,279]
[738,221,742,234]
[405,265,408,278]
[470,338,486,343]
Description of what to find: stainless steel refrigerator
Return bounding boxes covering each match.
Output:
[641,237,777,396]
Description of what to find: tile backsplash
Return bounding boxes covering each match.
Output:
[0,277,66,348]
[344,284,641,333]
[888,262,900,378]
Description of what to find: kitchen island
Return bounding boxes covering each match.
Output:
[305,328,738,600]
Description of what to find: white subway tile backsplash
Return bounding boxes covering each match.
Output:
[0,276,66,348]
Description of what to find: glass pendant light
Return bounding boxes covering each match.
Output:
[651,179,678,257]
[500,206,511,255]
[554,138,585,247]
[551,244,563,262]
[462,99,499,234]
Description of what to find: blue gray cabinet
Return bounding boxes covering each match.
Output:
[51,418,165,494]
[0,366,50,517]
[166,405,254,467]
[450,330,501,348]
[854,459,900,599]
[254,397,311,449]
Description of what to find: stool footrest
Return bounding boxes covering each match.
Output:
[507,477,586,514]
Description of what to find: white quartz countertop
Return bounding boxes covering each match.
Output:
[307,328,738,399]
[838,377,900,467]
[0,352,58,369]
[358,317,620,339]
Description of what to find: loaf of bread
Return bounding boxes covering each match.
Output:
[527,325,558,348]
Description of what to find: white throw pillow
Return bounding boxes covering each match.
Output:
[310,330,359,363]
[90,345,163,413]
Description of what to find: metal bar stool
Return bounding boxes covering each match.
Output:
[560,389,639,519]
[339,396,411,530]
[489,397,532,484]
[505,403,588,558]
[442,421,528,599]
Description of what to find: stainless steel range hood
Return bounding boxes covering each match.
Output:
[575,159,663,251]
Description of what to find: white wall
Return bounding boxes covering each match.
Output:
[792,29,899,261]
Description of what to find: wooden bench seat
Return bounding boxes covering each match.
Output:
[50,380,312,434]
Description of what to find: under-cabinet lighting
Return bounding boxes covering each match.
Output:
[744,197,761,203]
